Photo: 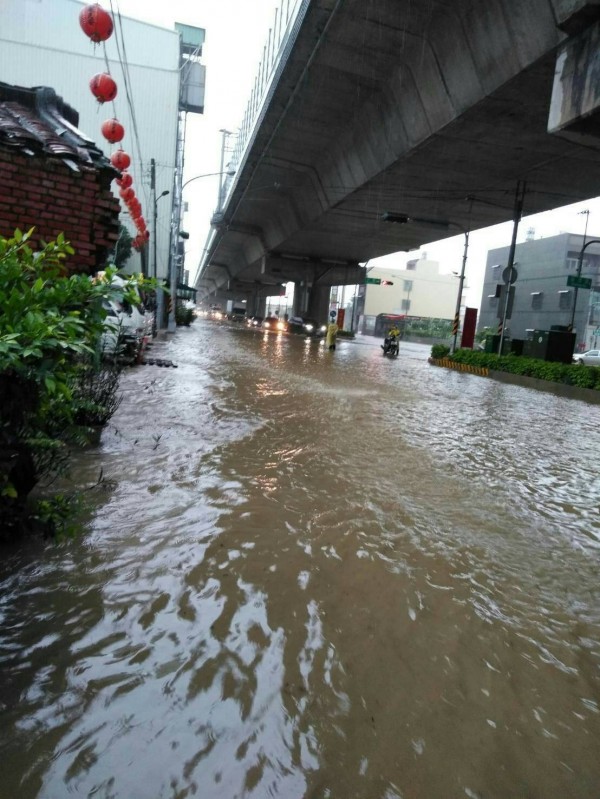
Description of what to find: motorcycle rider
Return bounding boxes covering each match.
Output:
[382,324,400,353]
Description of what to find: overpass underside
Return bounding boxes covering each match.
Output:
[197,0,600,315]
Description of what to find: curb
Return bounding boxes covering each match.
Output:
[428,357,489,377]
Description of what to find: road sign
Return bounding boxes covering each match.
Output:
[502,265,518,284]
[365,277,381,285]
[567,275,592,289]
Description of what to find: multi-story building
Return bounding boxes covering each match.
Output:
[357,255,459,334]
[478,233,600,351]
[0,0,205,314]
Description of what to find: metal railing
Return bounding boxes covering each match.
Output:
[218,0,308,209]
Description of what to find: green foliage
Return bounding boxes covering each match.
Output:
[448,349,600,390]
[175,305,195,326]
[337,329,355,339]
[406,317,452,339]
[0,229,147,539]
[431,344,450,359]
[111,224,133,268]
[475,326,495,343]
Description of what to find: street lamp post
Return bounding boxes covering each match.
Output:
[167,170,236,333]
[153,188,169,330]
[570,238,600,334]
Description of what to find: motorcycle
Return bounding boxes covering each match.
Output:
[381,333,400,357]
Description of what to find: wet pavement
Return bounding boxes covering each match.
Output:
[1,319,599,799]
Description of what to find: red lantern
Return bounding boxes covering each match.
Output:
[90,73,117,103]
[144,230,150,240]
[119,187,134,202]
[110,149,130,171]
[136,218,147,232]
[79,4,113,42]
[116,172,132,189]
[101,118,124,144]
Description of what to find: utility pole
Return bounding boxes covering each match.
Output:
[570,210,590,333]
[151,158,161,332]
[498,181,526,355]
[151,158,169,331]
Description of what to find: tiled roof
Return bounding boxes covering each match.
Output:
[0,81,114,172]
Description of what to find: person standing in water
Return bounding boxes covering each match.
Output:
[326,311,339,351]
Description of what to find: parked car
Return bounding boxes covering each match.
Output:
[100,298,143,358]
[573,349,600,366]
[287,316,327,337]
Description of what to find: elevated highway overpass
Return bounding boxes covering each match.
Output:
[195,0,600,319]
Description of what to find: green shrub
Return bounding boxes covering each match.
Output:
[0,229,145,539]
[446,349,600,390]
[175,306,195,326]
[431,344,450,359]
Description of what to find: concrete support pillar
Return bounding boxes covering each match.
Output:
[250,294,266,317]
[293,281,309,317]
[307,284,330,324]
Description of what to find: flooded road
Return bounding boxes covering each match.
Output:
[1,320,600,799]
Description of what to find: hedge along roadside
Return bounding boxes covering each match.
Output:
[0,228,158,540]
[435,348,600,391]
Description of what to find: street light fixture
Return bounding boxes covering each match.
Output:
[181,170,235,191]
[381,211,470,352]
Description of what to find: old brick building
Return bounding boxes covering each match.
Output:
[0,81,120,274]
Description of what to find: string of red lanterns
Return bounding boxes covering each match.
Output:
[79,3,147,251]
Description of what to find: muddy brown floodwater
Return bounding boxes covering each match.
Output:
[1,320,600,799]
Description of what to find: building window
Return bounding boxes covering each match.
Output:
[488,296,498,309]
[558,290,571,310]
[401,299,411,311]
[531,292,543,310]
[566,256,589,270]
[406,260,417,271]
[403,280,413,291]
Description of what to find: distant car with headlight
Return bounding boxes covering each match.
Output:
[263,316,285,332]
[287,316,327,337]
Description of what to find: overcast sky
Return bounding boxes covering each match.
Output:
[116,0,600,307]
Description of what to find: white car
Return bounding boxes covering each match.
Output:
[100,298,144,358]
[573,349,600,366]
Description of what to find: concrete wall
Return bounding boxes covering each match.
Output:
[0,0,180,279]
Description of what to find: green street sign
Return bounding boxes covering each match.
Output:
[567,275,592,289]
[365,277,381,285]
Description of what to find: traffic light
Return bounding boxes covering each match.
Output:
[381,280,394,286]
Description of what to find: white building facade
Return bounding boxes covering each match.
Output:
[363,256,458,319]
[1,0,181,280]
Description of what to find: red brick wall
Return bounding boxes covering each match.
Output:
[0,148,120,274]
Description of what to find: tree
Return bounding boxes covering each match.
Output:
[111,224,133,268]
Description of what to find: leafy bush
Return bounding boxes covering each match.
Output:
[447,349,600,390]
[176,306,195,326]
[0,229,139,539]
[431,344,450,359]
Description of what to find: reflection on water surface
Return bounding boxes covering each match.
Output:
[1,322,599,799]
